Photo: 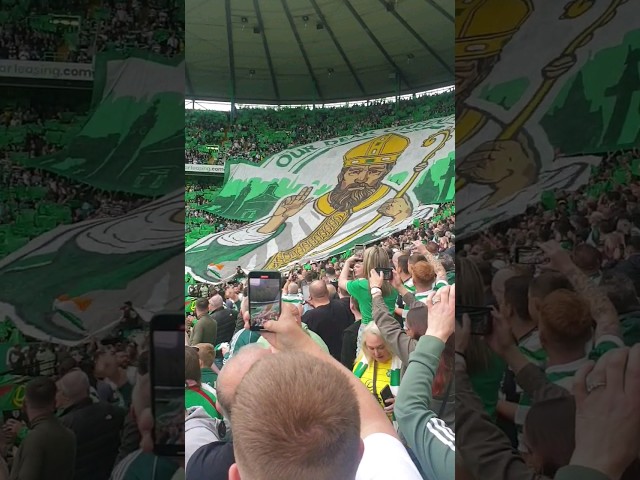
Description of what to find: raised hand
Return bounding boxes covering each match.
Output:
[274,186,314,219]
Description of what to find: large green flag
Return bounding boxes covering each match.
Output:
[14,51,184,196]
[185,116,454,283]
[456,1,640,238]
[0,191,183,345]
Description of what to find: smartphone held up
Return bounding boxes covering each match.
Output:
[150,313,185,457]
[248,270,282,331]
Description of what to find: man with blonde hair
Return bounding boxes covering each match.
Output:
[195,343,219,388]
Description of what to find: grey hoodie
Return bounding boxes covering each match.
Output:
[185,406,226,467]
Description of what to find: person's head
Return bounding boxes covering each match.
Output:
[408,253,427,275]
[411,260,437,292]
[308,280,329,305]
[502,275,533,324]
[287,283,300,295]
[216,344,271,419]
[94,351,119,379]
[208,294,224,311]
[363,246,393,296]
[405,304,428,339]
[572,244,601,276]
[326,284,337,299]
[185,346,201,385]
[599,271,640,314]
[25,377,57,420]
[426,242,439,255]
[391,250,403,270]
[397,254,410,276]
[325,266,336,278]
[528,272,574,324]
[229,352,362,480]
[491,267,519,307]
[226,286,238,300]
[195,343,215,369]
[361,323,392,364]
[56,369,90,409]
[523,396,576,476]
[115,349,129,368]
[538,290,592,354]
[195,297,209,315]
[439,254,455,272]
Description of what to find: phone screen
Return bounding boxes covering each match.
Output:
[302,285,310,301]
[515,247,544,265]
[354,245,365,259]
[249,272,282,330]
[456,306,493,336]
[150,315,185,456]
[378,268,393,280]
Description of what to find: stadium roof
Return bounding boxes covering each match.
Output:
[186,0,454,104]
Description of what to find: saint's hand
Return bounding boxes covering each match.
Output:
[273,186,313,219]
[459,139,537,185]
[378,197,411,221]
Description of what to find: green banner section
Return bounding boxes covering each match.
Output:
[14,51,184,196]
[185,117,455,283]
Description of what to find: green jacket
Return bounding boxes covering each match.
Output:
[9,414,76,480]
[189,313,217,346]
[395,335,454,479]
[201,367,217,388]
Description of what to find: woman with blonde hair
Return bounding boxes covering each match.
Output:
[352,322,402,419]
[339,245,397,349]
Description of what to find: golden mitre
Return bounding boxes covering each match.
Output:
[456,0,532,60]
[343,133,410,168]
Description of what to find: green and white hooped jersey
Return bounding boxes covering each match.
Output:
[402,279,448,319]
[400,279,416,319]
[282,293,303,305]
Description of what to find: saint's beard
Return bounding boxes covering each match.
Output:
[329,183,377,211]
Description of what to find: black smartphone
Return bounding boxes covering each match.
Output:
[456,305,493,336]
[354,244,365,259]
[150,313,185,456]
[248,271,282,331]
[378,267,393,281]
[380,384,394,404]
[515,246,544,265]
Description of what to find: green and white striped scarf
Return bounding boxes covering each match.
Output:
[353,354,403,396]
[402,280,448,318]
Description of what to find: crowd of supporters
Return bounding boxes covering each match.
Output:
[0,0,183,63]
[185,90,454,166]
[183,203,456,479]
[454,148,640,479]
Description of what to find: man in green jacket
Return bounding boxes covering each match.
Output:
[10,377,76,480]
[189,298,218,346]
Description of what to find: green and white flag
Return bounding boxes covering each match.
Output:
[0,191,183,345]
[14,51,184,196]
[456,0,640,237]
[186,116,454,283]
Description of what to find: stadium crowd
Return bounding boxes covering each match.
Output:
[183,204,456,479]
[185,90,453,166]
[454,148,640,479]
[0,0,183,63]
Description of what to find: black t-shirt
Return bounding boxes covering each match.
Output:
[303,300,353,360]
[186,441,235,480]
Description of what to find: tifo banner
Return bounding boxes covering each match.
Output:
[0,59,93,80]
[13,51,184,196]
[456,0,639,237]
[0,191,183,345]
[186,116,454,283]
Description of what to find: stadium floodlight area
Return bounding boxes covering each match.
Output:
[185,86,454,112]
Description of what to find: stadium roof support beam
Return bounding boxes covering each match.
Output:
[309,0,366,97]
[342,0,412,90]
[185,66,195,99]
[423,0,454,23]
[224,0,237,104]
[281,0,323,102]
[378,0,453,77]
[253,0,280,101]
